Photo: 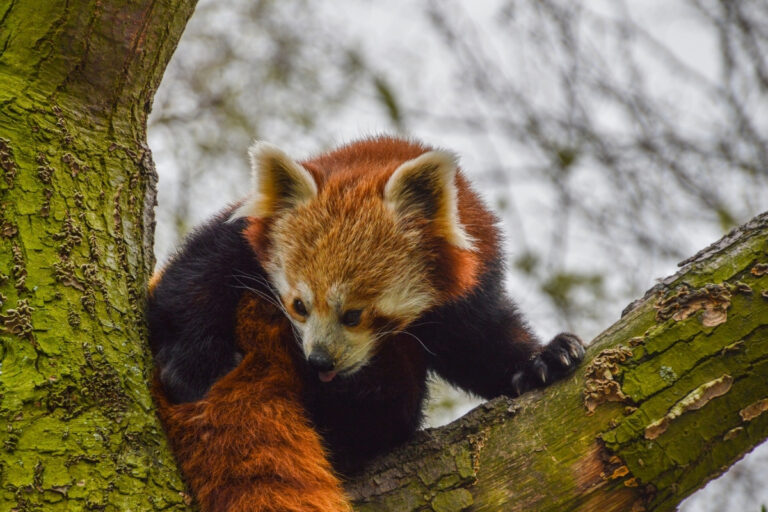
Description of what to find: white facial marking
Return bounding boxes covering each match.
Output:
[335,330,377,374]
[375,271,436,322]
[268,265,290,298]
[267,262,433,377]
[296,281,313,310]
[326,282,347,311]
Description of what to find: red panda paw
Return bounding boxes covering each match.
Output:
[510,333,585,396]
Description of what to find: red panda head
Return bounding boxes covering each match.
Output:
[231,140,477,381]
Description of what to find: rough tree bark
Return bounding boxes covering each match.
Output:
[346,212,768,511]
[0,0,196,509]
[1,1,767,511]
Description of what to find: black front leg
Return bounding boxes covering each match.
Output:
[147,215,263,403]
[412,266,585,399]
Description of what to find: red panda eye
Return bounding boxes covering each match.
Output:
[293,298,308,316]
[341,309,362,327]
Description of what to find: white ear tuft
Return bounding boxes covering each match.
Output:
[229,141,317,221]
[384,150,475,250]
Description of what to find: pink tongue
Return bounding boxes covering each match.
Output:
[318,371,337,383]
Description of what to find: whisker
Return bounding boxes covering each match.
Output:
[231,283,284,311]
[404,320,441,329]
[230,275,305,350]
[231,273,281,302]
[232,272,276,294]
[399,330,437,356]
[369,328,437,356]
[232,270,280,292]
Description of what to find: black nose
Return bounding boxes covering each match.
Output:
[307,348,335,372]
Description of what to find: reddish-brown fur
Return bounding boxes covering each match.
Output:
[153,294,350,512]
[248,137,500,302]
[304,138,499,297]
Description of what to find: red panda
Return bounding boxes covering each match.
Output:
[148,136,584,511]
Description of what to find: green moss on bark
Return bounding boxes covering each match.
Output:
[595,233,768,511]
[0,0,197,509]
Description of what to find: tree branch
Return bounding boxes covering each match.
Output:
[347,211,768,512]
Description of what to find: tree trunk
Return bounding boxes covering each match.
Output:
[0,1,195,509]
[346,211,768,511]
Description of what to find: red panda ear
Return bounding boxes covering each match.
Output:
[384,151,475,250]
[230,141,318,220]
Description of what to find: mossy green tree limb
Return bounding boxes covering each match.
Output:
[347,211,768,512]
[0,1,196,509]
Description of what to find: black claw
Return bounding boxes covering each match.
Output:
[507,333,585,398]
[551,333,585,362]
[568,343,584,360]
